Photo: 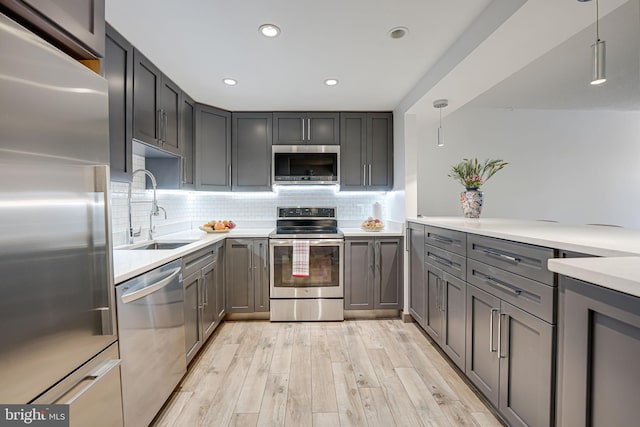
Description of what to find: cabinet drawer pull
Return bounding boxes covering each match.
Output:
[483,248,520,263]
[485,275,522,296]
[489,308,499,352]
[428,252,453,267]
[429,234,454,244]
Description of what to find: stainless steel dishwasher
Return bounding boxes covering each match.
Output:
[116,259,186,427]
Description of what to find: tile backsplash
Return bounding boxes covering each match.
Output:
[110,155,391,245]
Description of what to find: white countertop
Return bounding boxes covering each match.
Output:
[341,222,404,237]
[408,216,640,297]
[113,224,404,284]
[407,217,640,257]
[548,257,640,299]
[113,228,272,284]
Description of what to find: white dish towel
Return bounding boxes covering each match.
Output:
[292,240,310,277]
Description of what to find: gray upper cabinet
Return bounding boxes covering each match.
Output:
[232,113,272,191]
[103,24,133,182]
[273,112,339,145]
[0,0,105,59]
[344,237,403,311]
[195,104,231,191]
[340,112,393,191]
[225,238,268,313]
[133,49,181,156]
[180,92,195,189]
[408,223,426,326]
[559,277,640,427]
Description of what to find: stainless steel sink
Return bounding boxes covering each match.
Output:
[120,241,196,250]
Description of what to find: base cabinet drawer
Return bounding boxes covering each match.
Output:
[467,234,555,285]
[467,259,556,324]
[425,225,466,255]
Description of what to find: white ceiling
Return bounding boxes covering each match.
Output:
[469,0,640,111]
[105,0,492,111]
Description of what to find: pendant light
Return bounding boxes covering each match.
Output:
[579,0,606,85]
[433,99,448,147]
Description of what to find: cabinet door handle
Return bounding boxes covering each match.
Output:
[181,157,186,184]
[301,118,305,142]
[228,164,232,187]
[441,279,446,313]
[307,118,311,141]
[363,164,367,186]
[483,248,520,264]
[435,278,441,310]
[163,110,168,143]
[370,243,375,273]
[248,248,253,281]
[489,308,499,352]
[262,242,267,270]
[157,110,163,142]
[376,241,381,277]
[405,227,411,252]
[368,164,372,186]
[498,313,507,359]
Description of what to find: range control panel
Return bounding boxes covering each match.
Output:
[277,207,337,219]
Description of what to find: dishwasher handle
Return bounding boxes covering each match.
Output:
[121,268,181,304]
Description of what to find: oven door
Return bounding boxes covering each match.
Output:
[269,239,344,298]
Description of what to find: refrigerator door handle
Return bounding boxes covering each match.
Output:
[55,359,121,406]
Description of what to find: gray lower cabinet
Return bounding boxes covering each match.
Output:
[559,276,640,427]
[183,242,224,365]
[195,104,231,190]
[466,283,554,427]
[344,237,403,310]
[183,270,203,364]
[104,24,133,182]
[408,223,426,325]
[340,112,393,190]
[423,261,466,370]
[232,113,272,191]
[225,238,269,313]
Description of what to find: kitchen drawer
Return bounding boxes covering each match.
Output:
[425,243,466,280]
[467,259,556,324]
[182,244,216,277]
[467,234,555,286]
[424,225,466,256]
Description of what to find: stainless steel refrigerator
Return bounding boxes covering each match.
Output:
[0,12,123,426]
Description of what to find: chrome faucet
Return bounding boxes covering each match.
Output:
[127,169,167,243]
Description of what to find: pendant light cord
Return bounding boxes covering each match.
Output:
[596,0,600,41]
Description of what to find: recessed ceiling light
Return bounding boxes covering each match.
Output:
[388,26,409,39]
[324,79,339,86]
[222,78,237,86]
[259,24,281,38]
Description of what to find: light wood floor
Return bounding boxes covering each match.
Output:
[153,319,503,427]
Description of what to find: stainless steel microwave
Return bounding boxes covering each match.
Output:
[272,145,340,185]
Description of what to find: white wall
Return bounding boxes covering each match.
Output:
[416,106,640,228]
[111,156,392,245]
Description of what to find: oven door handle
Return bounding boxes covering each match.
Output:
[269,239,344,246]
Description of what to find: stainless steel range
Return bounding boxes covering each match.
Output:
[269,207,344,321]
